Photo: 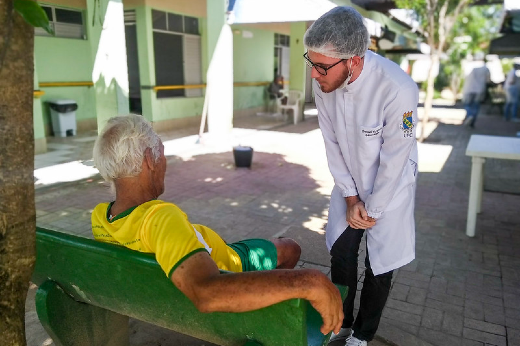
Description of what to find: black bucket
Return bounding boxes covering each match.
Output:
[233,146,253,168]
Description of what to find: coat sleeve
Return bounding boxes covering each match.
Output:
[364,83,418,218]
[314,81,358,197]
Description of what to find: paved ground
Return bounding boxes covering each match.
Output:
[26,103,520,346]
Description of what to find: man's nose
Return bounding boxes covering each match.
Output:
[310,67,321,79]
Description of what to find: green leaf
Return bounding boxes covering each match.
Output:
[14,0,54,35]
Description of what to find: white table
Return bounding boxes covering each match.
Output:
[465,135,520,237]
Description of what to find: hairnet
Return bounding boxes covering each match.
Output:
[304,6,370,59]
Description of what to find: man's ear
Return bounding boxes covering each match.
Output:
[351,56,363,68]
[144,148,155,171]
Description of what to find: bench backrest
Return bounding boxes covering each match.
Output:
[33,227,341,346]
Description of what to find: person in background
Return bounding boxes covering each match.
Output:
[91,114,343,335]
[462,53,491,128]
[268,74,287,106]
[303,6,418,346]
[504,58,520,122]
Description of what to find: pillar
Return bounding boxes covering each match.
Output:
[86,0,129,133]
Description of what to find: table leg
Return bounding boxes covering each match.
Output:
[477,160,485,214]
[467,156,485,237]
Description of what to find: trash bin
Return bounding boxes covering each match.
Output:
[233,146,253,168]
[48,99,78,137]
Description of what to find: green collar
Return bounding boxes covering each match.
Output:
[106,201,137,223]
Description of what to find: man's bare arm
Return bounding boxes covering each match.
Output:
[171,251,343,335]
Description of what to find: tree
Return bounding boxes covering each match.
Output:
[0,1,52,345]
[395,0,473,142]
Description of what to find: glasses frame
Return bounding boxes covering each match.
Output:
[303,52,346,76]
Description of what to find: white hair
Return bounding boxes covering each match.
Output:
[93,114,161,189]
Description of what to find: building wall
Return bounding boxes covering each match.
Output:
[34,36,97,135]
[144,0,206,18]
[232,25,276,111]
[33,0,300,140]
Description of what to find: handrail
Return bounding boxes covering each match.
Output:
[34,90,45,98]
[153,84,206,91]
[38,81,282,91]
[39,82,94,87]
[149,81,272,92]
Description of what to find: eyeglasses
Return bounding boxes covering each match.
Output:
[303,52,346,76]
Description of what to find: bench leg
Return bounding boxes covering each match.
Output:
[35,280,129,346]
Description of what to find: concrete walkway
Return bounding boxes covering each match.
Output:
[26,103,520,346]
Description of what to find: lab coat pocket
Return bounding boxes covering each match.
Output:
[359,124,384,156]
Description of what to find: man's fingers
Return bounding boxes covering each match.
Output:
[360,207,368,221]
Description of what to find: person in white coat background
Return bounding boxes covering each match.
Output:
[303,7,419,346]
[461,53,490,128]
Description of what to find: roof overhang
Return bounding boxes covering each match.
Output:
[489,33,520,56]
[227,0,337,24]
[488,0,520,56]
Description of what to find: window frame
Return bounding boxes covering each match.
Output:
[151,9,202,99]
[35,4,86,40]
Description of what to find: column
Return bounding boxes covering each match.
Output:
[289,22,307,123]
[86,0,129,133]
[206,0,233,138]
[33,61,47,154]
[135,6,156,123]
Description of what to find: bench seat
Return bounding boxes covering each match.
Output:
[33,227,347,346]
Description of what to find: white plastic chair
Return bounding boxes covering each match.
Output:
[276,90,304,124]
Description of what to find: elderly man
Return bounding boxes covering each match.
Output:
[91,114,343,335]
[303,7,418,346]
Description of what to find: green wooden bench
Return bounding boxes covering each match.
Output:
[32,227,347,346]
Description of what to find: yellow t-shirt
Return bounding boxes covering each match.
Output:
[91,200,242,277]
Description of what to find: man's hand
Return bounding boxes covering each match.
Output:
[307,274,344,335]
[345,196,376,229]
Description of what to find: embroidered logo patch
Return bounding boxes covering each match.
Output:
[399,111,415,138]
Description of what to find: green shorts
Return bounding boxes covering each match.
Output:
[228,239,277,272]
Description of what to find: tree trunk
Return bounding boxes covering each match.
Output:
[420,52,439,142]
[0,1,37,345]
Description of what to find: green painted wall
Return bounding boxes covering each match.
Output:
[33,62,45,142]
[34,36,96,128]
[232,26,274,110]
[289,22,306,93]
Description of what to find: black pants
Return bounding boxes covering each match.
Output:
[330,227,393,342]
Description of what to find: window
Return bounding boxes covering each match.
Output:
[275,34,290,48]
[152,10,202,98]
[35,5,85,39]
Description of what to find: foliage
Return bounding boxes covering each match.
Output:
[450,5,501,55]
[395,0,466,47]
[13,0,53,35]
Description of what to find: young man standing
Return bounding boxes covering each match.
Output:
[304,7,419,346]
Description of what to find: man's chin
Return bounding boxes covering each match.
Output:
[320,84,335,93]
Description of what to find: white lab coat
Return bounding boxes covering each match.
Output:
[314,50,418,275]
